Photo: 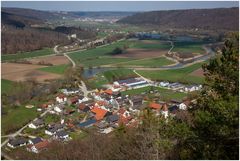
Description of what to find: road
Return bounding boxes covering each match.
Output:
[1,107,53,148]
[133,70,153,83]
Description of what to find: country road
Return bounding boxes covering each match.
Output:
[1,107,53,148]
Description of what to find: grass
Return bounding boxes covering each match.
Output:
[38,64,70,75]
[118,57,175,67]
[103,68,137,82]
[43,115,61,124]
[68,40,132,65]
[121,86,188,101]
[1,106,39,135]
[137,62,205,84]
[78,56,134,67]
[130,41,171,50]
[68,40,171,67]
[86,74,109,89]
[173,41,206,54]
[2,48,53,61]
[70,130,88,140]
[1,79,13,94]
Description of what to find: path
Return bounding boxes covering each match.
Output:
[133,70,153,83]
[1,107,52,148]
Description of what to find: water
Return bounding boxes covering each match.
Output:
[82,67,116,78]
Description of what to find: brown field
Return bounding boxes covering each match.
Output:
[28,55,69,65]
[190,68,204,77]
[2,63,62,82]
[113,48,167,59]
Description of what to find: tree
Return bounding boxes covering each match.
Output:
[179,33,239,159]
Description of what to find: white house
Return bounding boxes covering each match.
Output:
[56,94,67,103]
[99,127,113,134]
[54,106,62,113]
[179,103,187,110]
[28,119,44,129]
[159,81,169,87]
[161,104,169,118]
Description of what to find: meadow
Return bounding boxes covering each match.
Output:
[173,41,206,54]
[121,86,188,100]
[2,48,53,61]
[1,79,13,94]
[137,62,205,84]
[38,64,70,75]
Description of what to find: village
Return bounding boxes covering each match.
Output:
[4,76,201,154]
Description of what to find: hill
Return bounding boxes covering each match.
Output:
[118,7,239,31]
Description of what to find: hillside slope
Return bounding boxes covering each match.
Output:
[118,7,239,31]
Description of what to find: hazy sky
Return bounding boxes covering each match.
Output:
[1,1,239,11]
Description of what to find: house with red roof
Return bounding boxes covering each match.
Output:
[91,106,108,121]
[149,102,162,110]
[27,140,49,153]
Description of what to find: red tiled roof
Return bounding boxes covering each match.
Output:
[149,102,161,109]
[118,115,129,125]
[97,100,108,106]
[35,140,49,150]
[79,103,86,110]
[57,94,65,99]
[118,108,126,115]
[105,89,113,95]
[41,104,48,108]
[28,140,49,151]
[91,107,108,120]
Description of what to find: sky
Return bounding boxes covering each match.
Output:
[1,1,239,12]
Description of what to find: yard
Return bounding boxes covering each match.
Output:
[1,79,13,94]
[1,106,39,135]
[2,48,53,62]
[38,64,70,75]
[137,62,206,84]
[121,86,188,101]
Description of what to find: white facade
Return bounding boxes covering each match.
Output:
[54,106,62,113]
[179,103,187,110]
[161,111,169,118]
[56,97,67,103]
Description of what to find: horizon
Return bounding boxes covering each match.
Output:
[1,1,239,12]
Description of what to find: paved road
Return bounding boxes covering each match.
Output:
[1,107,52,148]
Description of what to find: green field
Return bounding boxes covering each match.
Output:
[68,40,172,67]
[118,57,175,67]
[78,56,134,67]
[130,40,171,50]
[103,68,137,82]
[121,86,188,100]
[2,48,53,61]
[173,42,206,54]
[68,40,134,66]
[38,64,70,75]
[2,106,39,135]
[1,79,13,94]
[137,62,205,84]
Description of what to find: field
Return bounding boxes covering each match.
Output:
[137,62,205,84]
[38,64,70,75]
[103,68,137,82]
[173,41,206,54]
[68,40,171,67]
[1,79,13,94]
[28,55,70,65]
[2,63,62,82]
[121,86,188,101]
[116,57,175,67]
[1,106,39,135]
[2,48,53,62]
[190,68,204,77]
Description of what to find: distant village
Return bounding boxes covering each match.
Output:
[6,77,201,154]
